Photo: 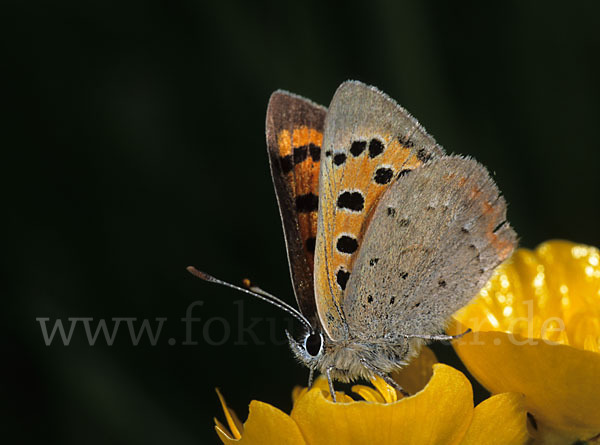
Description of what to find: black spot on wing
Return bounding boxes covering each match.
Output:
[387,207,396,217]
[397,135,415,148]
[336,269,350,291]
[400,272,408,280]
[290,143,321,164]
[293,146,308,164]
[398,218,409,227]
[336,235,358,254]
[438,279,447,288]
[369,258,379,266]
[280,155,293,174]
[374,167,394,184]
[397,169,411,179]
[493,220,507,233]
[368,138,384,158]
[416,148,432,163]
[296,193,318,213]
[350,141,366,157]
[337,191,364,212]
[308,144,321,161]
[333,153,347,166]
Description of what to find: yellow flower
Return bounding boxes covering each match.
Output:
[451,240,600,444]
[214,348,529,445]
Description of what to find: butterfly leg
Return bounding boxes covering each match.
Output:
[360,358,409,397]
[380,373,410,397]
[326,366,337,403]
[307,368,315,388]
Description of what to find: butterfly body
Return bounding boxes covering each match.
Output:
[287,328,419,383]
[264,81,516,392]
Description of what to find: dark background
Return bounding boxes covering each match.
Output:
[4,1,600,443]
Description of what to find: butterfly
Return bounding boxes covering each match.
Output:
[189,81,516,401]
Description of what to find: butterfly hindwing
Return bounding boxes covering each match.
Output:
[266,91,327,318]
[314,81,445,339]
[344,156,517,340]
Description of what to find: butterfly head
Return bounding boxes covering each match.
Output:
[286,328,325,368]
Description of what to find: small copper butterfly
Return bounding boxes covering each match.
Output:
[189,81,516,400]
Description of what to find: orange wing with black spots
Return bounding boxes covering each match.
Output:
[314,81,445,340]
[266,91,326,318]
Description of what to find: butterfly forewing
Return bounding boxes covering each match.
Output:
[314,81,445,339]
[344,156,517,340]
[266,91,327,318]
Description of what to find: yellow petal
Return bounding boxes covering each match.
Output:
[302,375,354,403]
[451,321,600,442]
[216,388,243,439]
[291,385,305,405]
[459,393,529,445]
[390,346,438,395]
[452,241,600,442]
[310,375,331,393]
[291,364,473,445]
[351,384,387,403]
[356,346,438,402]
[370,375,398,403]
[216,400,306,445]
[454,240,600,351]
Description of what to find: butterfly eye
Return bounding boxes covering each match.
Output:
[304,332,323,357]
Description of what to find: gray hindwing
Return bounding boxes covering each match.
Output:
[344,156,516,341]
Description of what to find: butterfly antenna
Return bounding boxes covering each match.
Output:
[186,266,312,330]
